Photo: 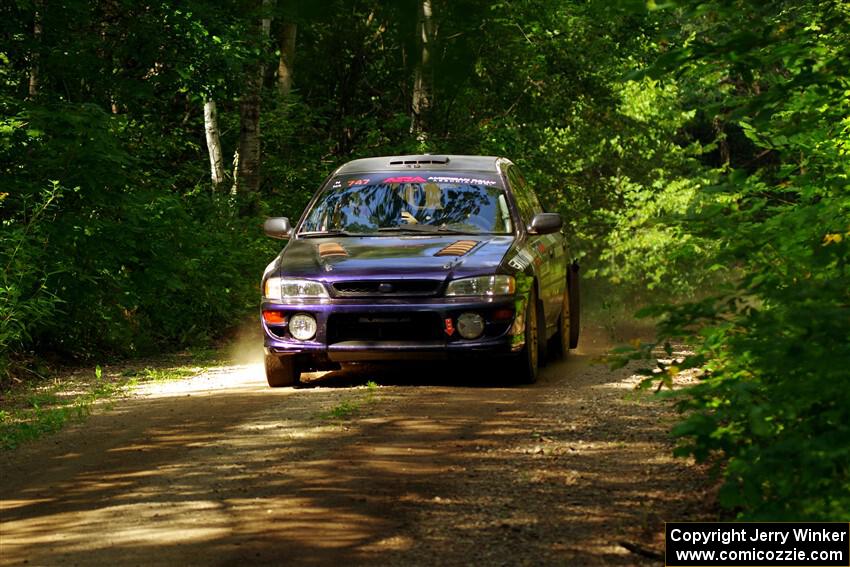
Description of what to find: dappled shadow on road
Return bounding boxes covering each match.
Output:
[0,353,711,566]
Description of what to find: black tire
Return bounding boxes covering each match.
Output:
[265,353,301,388]
[514,287,540,384]
[550,283,571,359]
[568,262,581,349]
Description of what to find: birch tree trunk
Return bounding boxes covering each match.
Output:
[203,98,226,188]
[28,0,44,98]
[233,0,273,203]
[410,0,434,141]
[276,22,297,96]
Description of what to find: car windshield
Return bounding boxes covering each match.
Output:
[299,173,513,236]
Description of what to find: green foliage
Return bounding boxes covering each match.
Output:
[629,0,850,519]
[0,352,225,449]
[575,78,715,293]
[319,399,361,421]
[0,364,119,450]
[0,0,278,374]
[124,366,200,384]
[0,99,273,365]
[318,381,380,421]
[0,182,64,380]
[2,0,847,522]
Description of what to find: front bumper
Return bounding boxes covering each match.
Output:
[262,296,523,363]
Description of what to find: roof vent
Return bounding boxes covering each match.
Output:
[388,155,450,166]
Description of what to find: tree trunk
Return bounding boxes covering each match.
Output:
[410,0,434,141]
[233,0,273,204]
[28,0,43,98]
[204,98,226,189]
[276,22,297,96]
[234,76,262,199]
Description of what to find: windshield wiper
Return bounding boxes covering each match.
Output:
[378,225,439,233]
[297,229,361,237]
[377,224,482,235]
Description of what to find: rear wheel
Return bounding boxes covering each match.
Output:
[550,284,571,359]
[513,288,540,384]
[265,354,301,388]
[568,263,581,349]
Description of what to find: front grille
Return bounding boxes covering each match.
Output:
[332,279,441,297]
[327,312,444,343]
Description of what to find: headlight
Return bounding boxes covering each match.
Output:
[264,277,329,300]
[445,275,515,296]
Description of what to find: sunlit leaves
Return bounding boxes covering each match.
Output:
[631,0,850,520]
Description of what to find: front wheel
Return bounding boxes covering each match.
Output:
[513,287,540,384]
[265,354,301,388]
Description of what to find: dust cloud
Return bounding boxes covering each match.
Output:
[226,317,265,367]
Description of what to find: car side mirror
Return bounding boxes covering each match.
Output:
[528,213,562,235]
[264,217,292,239]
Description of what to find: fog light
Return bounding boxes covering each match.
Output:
[457,312,485,340]
[289,313,317,341]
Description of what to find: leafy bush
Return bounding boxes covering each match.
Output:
[0,184,64,381]
[631,0,850,519]
[0,99,275,370]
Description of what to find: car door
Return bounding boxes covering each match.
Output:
[505,166,566,335]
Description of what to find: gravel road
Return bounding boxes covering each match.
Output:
[1,335,712,566]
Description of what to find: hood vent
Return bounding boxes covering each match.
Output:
[435,240,478,257]
[318,242,348,257]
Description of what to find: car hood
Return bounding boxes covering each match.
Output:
[276,235,514,282]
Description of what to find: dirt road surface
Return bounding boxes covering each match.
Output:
[1,337,712,566]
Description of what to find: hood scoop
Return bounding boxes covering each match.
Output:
[318,242,348,258]
[435,240,479,257]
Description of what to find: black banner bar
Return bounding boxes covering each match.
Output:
[666,522,850,567]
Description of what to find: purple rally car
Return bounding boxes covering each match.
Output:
[260,155,580,387]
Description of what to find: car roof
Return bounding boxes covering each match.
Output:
[334,155,512,175]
